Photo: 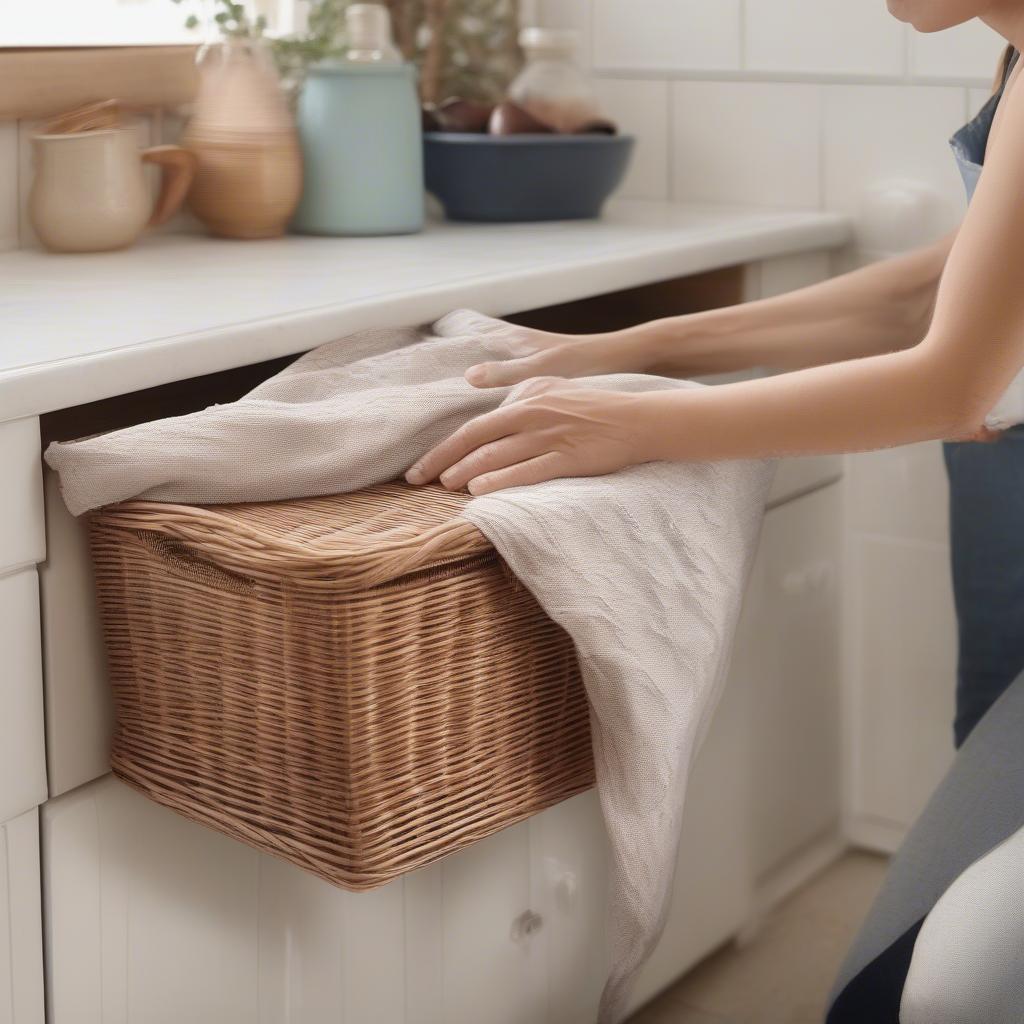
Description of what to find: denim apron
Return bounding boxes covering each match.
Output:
[944,45,1024,746]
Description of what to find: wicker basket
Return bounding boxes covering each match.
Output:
[88,481,593,890]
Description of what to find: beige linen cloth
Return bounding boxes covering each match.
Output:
[45,309,775,1023]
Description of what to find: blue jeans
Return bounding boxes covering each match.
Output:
[943,425,1024,747]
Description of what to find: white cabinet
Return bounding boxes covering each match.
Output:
[0,809,44,1024]
[437,820,548,1024]
[42,777,594,1024]
[843,444,958,852]
[741,484,843,881]
[844,532,958,852]
[38,469,112,798]
[40,704,746,1024]
[0,569,47,824]
[0,417,45,572]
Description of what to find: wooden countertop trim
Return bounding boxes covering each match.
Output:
[0,46,198,121]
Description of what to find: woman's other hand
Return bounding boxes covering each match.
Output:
[405,377,661,495]
[463,321,657,388]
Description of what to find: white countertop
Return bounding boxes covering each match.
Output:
[0,199,849,421]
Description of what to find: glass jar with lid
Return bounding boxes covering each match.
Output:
[507,27,602,133]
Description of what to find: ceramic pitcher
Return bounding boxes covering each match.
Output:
[29,128,196,253]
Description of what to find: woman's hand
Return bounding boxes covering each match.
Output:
[464,322,657,389]
[405,377,658,495]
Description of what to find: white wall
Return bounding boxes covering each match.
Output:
[537,0,1000,226]
[533,0,1003,845]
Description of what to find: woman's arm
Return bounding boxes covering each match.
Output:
[645,72,1024,463]
[462,229,955,387]
[407,77,1024,495]
[639,228,955,375]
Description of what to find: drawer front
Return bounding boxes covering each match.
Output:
[0,807,45,1024]
[0,417,45,572]
[0,570,47,823]
[39,469,113,797]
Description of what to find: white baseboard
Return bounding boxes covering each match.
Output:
[737,830,849,945]
[844,815,907,855]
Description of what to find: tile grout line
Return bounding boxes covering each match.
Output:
[592,68,992,88]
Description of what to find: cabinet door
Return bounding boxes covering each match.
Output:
[0,809,44,1024]
[529,790,609,1024]
[435,821,546,1024]
[38,469,113,798]
[42,777,411,1024]
[741,484,842,881]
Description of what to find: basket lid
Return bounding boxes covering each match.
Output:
[92,481,493,589]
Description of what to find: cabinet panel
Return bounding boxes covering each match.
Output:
[0,417,45,572]
[742,484,842,880]
[0,570,47,823]
[0,809,44,1024]
[530,790,609,1024]
[44,777,438,1024]
[39,468,113,797]
[45,779,261,1024]
[255,834,408,1024]
[439,821,543,1024]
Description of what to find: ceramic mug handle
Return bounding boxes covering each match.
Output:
[141,145,198,227]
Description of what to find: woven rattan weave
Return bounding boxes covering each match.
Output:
[88,481,594,890]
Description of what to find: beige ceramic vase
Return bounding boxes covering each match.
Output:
[183,39,303,239]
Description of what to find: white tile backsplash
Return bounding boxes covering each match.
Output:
[822,84,967,246]
[537,0,592,46]
[745,0,904,77]
[671,81,820,208]
[592,79,669,200]
[910,18,1006,80]
[968,86,993,120]
[593,0,741,73]
[0,123,17,251]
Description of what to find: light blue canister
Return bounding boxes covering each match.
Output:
[291,60,425,236]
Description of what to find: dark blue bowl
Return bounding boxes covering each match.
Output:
[423,132,635,222]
